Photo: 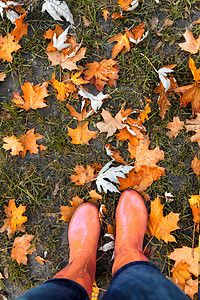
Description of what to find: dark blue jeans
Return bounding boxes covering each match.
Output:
[16,261,189,300]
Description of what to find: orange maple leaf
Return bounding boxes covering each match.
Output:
[178,28,200,54]
[66,100,94,123]
[11,13,28,42]
[128,136,165,172]
[3,129,46,157]
[108,33,130,59]
[88,190,102,205]
[13,81,48,111]
[84,59,119,92]
[168,246,198,277]
[118,0,139,11]
[118,166,165,192]
[185,114,200,146]
[166,116,184,138]
[146,197,180,243]
[11,234,36,265]
[44,24,64,52]
[70,165,96,185]
[0,199,27,238]
[175,58,200,114]
[60,196,84,222]
[51,73,76,101]
[71,70,89,85]
[0,33,21,62]
[191,155,200,177]
[105,144,126,164]
[102,9,110,21]
[68,121,98,145]
[188,194,199,226]
[126,22,148,44]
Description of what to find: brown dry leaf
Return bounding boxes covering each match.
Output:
[129,136,165,172]
[188,194,200,225]
[2,135,24,156]
[70,165,96,186]
[13,81,48,111]
[51,73,76,101]
[35,256,45,265]
[97,108,127,137]
[175,58,200,114]
[46,48,86,71]
[106,144,126,164]
[178,28,200,54]
[166,116,184,138]
[0,72,6,81]
[191,155,200,177]
[112,12,123,20]
[11,13,28,42]
[157,18,173,36]
[82,16,90,27]
[184,278,198,299]
[84,59,119,92]
[19,129,45,158]
[146,197,180,243]
[68,121,98,145]
[0,199,27,238]
[60,196,84,222]
[108,33,130,59]
[88,190,102,205]
[118,166,165,192]
[168,246,198,277]
[102,9,109,21]
[67,100,94,123]
[11,234,36,265]
[0,33,21,62]
[185,114,200,146]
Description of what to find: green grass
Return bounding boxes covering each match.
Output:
[0,0,199,299]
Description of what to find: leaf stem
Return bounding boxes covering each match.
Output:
[140,53,158,73]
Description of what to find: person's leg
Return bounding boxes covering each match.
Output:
[16,203,101,300]
[102,189,188,300]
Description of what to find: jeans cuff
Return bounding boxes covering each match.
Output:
[111,261,159,282]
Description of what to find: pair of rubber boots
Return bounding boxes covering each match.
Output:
[53,189,149,298]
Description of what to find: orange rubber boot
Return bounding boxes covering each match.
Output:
[112,189,149,275]
[53,203,101,298]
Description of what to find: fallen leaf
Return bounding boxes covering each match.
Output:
[51,73,76,101]
[0,272,4,279]
[2,135,24,156]
[67,101,94,123]
[108,32,130,59]
[53,183,60,196]
[191,155,200,177]
[71,70,89,85]
[185,114,200,146]
[126,23,148,44]
[118,0,139,11]
[166,116,184,138]
[118,166,165,191]
[84,59,119,92]
[42,0,74,24]
[184,278,198,299]
[146,197,180,243]
[175,59,200,114]
[112,12,123,19]
[35,256,46,265]
[105,144,126,164]
[0,33,21,62]
[11,234,36,265]
[46,48,86,70]
[70,165,96,185]
[11,13,28,42]
[82,16,90,27]
[171,261,191,289]
[78,89,109,113]
[13,81,48,111]
[168,246,198,277]
[60,196,84,222]
[0,72,6,81]
[178,28,200,54]
[97,108,127,137]
[92,281,99,300]
[68,121,98,145]
[44,24,64,52]
[157,18,173,36]
[129,136,165,172]
[88,190,102,204]
[102,9,109,21]
[188,194,199,225]
[0,199,27,238]
[19,129,45,158]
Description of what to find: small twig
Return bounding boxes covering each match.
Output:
[140,53,158,73]
[99,288,107,292]
[96,251,107,262]
[25,109,31,126]
[143,235,154,254]
[96,41,99,63]
[191,223,196,257]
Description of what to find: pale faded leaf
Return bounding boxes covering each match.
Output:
[78,89,109,113]
[42,0,74,24]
